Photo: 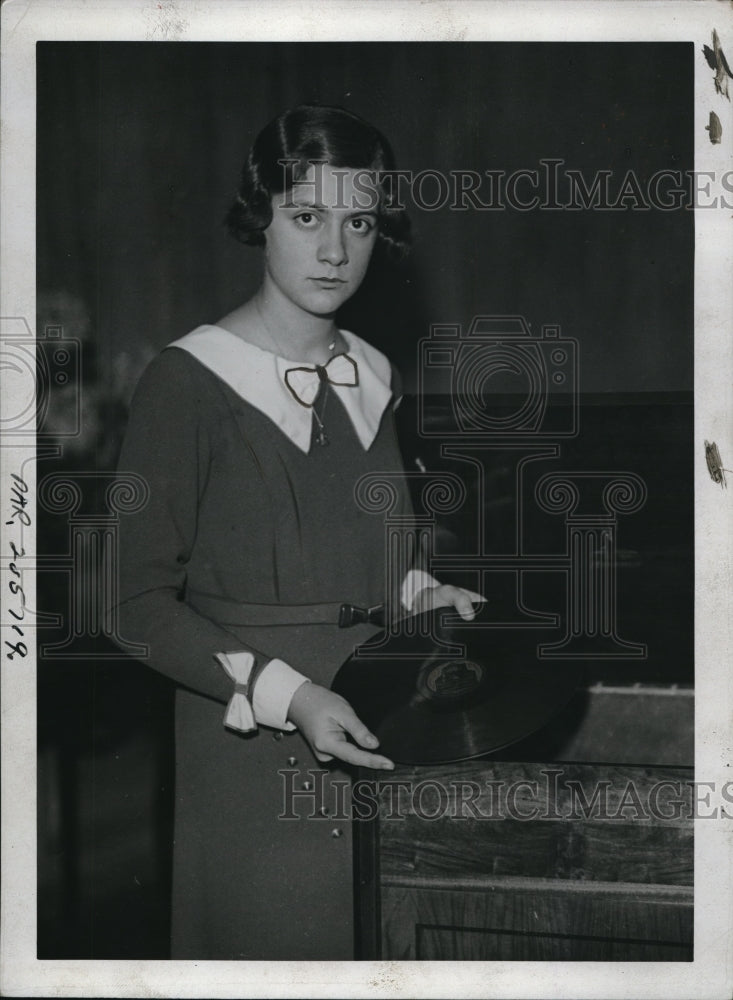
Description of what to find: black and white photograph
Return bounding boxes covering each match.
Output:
[1,2,731,997]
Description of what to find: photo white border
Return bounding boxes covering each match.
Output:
[1,1,731,997]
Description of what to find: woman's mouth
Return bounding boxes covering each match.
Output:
[310,276,347,286]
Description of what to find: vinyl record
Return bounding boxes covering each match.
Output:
[332,607,583,764]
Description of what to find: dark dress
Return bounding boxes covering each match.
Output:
[114,327,413,959]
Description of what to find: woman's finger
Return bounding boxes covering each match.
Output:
[322,705,395,769]
[334,702,381,751]
[454,594,476,619]
[443,586,487,618]
[436,585,477,620]
[320,736,394,770]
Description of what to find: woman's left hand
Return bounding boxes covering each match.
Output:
[412,584,486,621]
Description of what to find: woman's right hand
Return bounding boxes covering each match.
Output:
[287,682,394,770]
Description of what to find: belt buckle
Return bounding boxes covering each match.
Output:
[338,602,385,628]
[339,603,357,628]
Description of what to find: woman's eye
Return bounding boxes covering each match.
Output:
[349,217,375,234]
[294,212,318,227]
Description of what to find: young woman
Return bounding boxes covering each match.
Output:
[115,104,481,960]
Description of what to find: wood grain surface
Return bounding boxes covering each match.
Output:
[374,760,694,960]
[381,880,693,960]
[379,762,693,884]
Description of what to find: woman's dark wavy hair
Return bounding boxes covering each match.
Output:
[226,104,411,260]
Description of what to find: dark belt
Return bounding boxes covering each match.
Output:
[188,590,385,629]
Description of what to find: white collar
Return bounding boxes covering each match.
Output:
[168,324,394,454]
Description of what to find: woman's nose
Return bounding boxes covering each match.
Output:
[318,223,348,265]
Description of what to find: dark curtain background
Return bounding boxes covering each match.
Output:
[37,42,693,397]
[36,41,693,959]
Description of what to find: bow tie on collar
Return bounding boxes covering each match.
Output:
[283,353,359,407]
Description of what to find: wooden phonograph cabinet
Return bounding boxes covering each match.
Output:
[354,685,693,961]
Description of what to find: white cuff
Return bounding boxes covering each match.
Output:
[400,568,441,611]
[253,658,310,731]
[216,650,257,733]
[216,653,310,733]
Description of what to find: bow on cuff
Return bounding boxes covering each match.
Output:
[284,353,359,407]
[215,651,257,732]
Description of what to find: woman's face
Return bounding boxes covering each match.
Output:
[262,162,380,317]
